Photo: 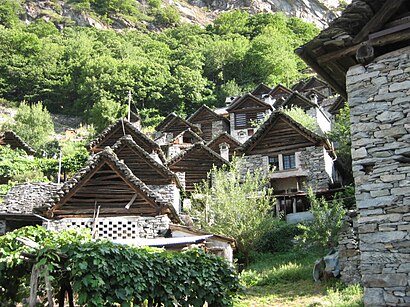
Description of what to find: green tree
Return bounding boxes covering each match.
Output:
[0,0,22,28]
[211,10,250,36]
[244,26,300,86]
[89,96,127,132]
[4,102,54,150]
[191,158,275,264]
[297,188,346,250]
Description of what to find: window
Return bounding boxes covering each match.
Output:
[235,113,247,128]
[283,154,296,170]
[268,156,279,170]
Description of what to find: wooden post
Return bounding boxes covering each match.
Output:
[29,265,39,307]
[128,90,132,122]
[44,268,54,307]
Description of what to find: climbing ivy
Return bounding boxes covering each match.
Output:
[0,226,239,306]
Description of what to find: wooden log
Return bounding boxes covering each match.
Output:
[352,0,407,44]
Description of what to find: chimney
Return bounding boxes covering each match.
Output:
[219,142,230,161]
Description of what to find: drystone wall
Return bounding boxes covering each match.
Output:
[147,184,180,213]
[347,46,410,307]
[338,210,361,285]
[242,146,331,190]
[298,146,331,190]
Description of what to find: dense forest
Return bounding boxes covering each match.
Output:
[0,0,319,127]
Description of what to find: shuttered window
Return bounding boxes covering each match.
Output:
[235,113,247,128]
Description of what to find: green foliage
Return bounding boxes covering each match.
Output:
[0,11,318,118]
[0,226,239,306]
[297,189,346,250]
[0,0,22,28]
[139,107,165,131]
[240,248,323,287]
[89,96,128,132]
[191,157,275,263]
[325,283,364,307]
[283,106,319,133]
[152,5,181,27]
[255,220,301,253]
[4,101,54,150]
[329,104,353,183]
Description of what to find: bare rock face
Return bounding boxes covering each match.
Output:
[182,0,347,28]
[20,0,350,30]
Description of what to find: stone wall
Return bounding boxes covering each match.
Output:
[242,145,332,190]
[47,215,170,240]
[298,146,332,190]
[147,184,180,213]
[0,220,5,235]
[347,46,410,306]
[338,210,361,285]
[212,120,228,139]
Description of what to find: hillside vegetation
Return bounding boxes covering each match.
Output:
[0,0,319,127]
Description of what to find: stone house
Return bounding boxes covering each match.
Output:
[154,113,202,144]
[206,132,241,161]
[0,182,60,235]
[187,104,230,142]
[226,93,273,143]
[294,76,335,97]
[239,111,336,217]
[269,84,293,104]
[167,143,228,193]
[88,118,166,163]
[0,147,236,261]
[297,0,410,305]
[163,128,204,160]
[111,135,182,212]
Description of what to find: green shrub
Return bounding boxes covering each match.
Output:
[255,220,301,253]
[0,226,239,306]
[297,188,345,250]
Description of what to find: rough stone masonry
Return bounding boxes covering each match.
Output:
[347,46,410,307]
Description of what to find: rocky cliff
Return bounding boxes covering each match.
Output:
[21,0,349,30]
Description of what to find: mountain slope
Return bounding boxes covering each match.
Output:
[21,0,347,30]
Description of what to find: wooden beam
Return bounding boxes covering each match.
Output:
[317,29,410,65]
[352,0,406,44]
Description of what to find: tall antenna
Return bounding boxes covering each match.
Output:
[128,89,132,122]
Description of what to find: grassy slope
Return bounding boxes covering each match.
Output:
[236,249,363,306]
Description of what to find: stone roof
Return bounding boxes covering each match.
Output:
[88,118,166,162]
[111,135,182,188]
[207,132,241,149]
[0,130,36,155]
[40,147,181,223]
[296,0,409,98]
[276,91,318,110]
[0,182,60,216]
[169,128,204,145]
[240,111,332,153]
[166,143,229,167]
[251,83,272,97]
[155,113,202,135]
[226,93,272,112]
[187,104,229,124]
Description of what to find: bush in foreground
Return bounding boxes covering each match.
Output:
[0,226,239,306]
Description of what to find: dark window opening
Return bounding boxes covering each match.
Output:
[268,156,279,170]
